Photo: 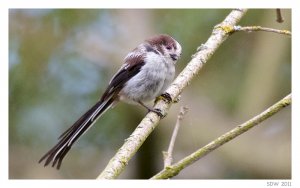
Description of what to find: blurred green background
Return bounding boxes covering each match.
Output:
[9,9,291,179]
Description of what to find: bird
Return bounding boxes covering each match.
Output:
[39,34,182,169]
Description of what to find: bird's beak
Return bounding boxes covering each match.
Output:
[170,54,178,61]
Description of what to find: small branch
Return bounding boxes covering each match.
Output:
[233,25,291,36]
[276,9,284,23]
[151,94,291,179]
[163,106,189,168]
[97,9,248,179]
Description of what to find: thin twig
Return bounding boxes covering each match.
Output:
[276,9,284,23]
[233,25,291,36]
[151,94,291,179]
[163,106,189,168]
[97,9,248,179]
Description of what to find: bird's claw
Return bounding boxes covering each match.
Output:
[160,93,173,103]
[148,108,165,119]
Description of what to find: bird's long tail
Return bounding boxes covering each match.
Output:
[39,98,115,169]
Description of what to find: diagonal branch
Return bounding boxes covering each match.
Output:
[151,94,291,179]
[97,9,248,179]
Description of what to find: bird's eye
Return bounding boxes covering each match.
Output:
[166,46,172,50]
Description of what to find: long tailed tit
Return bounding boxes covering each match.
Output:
[39,34,182,169]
